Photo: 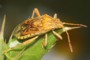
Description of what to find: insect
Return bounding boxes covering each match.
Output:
[13,8,87,52]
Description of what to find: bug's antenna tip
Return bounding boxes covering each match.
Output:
[81,24,87,28]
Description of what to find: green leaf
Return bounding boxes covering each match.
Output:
[0,38,5,60]
[0,15,7,60]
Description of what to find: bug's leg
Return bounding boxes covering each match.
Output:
[52,30,63,40]
[63,22,87,27]
[53,13,57,18]
[65,30,73,53]
[14,47,26,60]
[42,33,48,47]
[4,36,39,54]
[49,43,56,49]
[53,13,64,25]
[22,36,39,45]
[31,8,41,18]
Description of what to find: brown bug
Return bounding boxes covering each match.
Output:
[14,8,87,52]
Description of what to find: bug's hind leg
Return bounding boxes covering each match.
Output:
[42,34,48,48]
[63,22,87,27]
[52,30,63,40]
[22,36,39,45]
[4,36,39,54]
[31,8,41,18]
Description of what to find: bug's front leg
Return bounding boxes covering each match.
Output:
[52,30,63,40]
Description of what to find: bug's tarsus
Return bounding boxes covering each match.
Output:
[53,13,57,18]
[50,43,56,49]
[31,8,41,18]
[63,22,87,27]
[52,30,63,40]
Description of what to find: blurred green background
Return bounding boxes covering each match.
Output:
[0,0,90,60]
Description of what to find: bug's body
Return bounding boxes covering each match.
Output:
[13,8,86,52]
[14,14,63,39]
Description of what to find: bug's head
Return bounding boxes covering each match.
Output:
[53,13,87,53]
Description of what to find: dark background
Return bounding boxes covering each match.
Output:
[0,0,90,60]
